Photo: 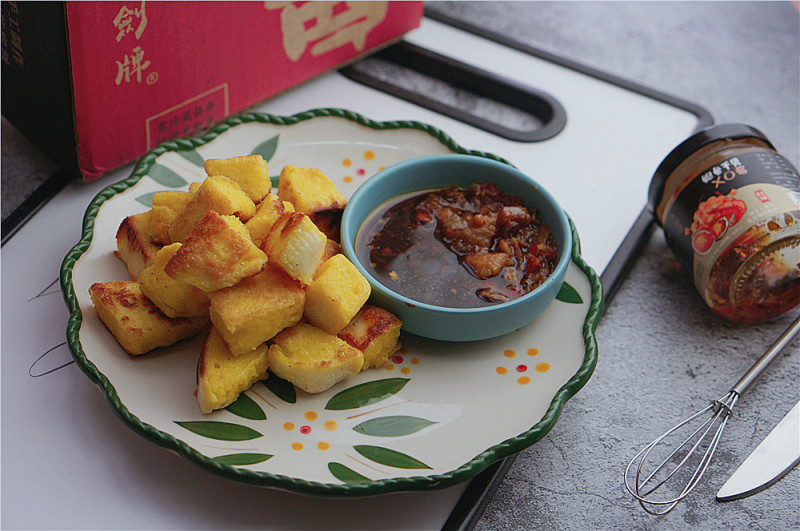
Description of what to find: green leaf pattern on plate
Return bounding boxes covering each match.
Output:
[251,134,279,162]
[325,378,409,411]
[328,462,371,483]
[147,163,189,188]
[556,281,583,304]
[225,393,266,420]
[263,372,296,403]
[213,453,273,466]
[353,415,437,437]
[175,421,262,441]
[175,375,433,482]
[176,149,205,167]
[135,191,158,208]
[353,445,431,470]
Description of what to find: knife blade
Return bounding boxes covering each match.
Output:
[716,399,800,501]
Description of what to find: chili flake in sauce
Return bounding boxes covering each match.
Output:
[356,182,559,308]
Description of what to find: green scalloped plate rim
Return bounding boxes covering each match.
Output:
[59,108,603,497]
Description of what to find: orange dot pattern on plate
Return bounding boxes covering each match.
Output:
[384,353,417,375]
[496,347,549,384]
[287,411,340,452]
[341,151,380,183]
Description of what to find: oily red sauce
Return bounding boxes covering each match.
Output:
[356,182,559,308]
[706,212,800,324]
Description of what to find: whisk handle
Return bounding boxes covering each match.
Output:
[731,313,800,396]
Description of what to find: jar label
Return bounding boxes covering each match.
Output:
[662,150,800,303]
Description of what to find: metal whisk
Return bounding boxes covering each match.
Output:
[624,313,800,515]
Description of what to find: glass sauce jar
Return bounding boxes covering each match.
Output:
[649,124,800,324]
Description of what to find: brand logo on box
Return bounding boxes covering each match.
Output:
[265,1,388,61]
[145,84,229,149]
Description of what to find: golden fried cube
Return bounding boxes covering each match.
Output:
[138,243,210,318]
[304,254,371,334]
[165,211,267,292]
[149,190,193,245]
[338,304,402,370]
[244,192,285,247]
[115,211,162,280]
[204,154,271,203]
[262,211,327,285]
[197,326,269,414]
[268,323,364,394]
[277,165,347,240]
[89,281,207,356]
[168,175,256,243]
[209,265,305,356]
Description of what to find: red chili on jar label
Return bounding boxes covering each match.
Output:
[355,182,559,308]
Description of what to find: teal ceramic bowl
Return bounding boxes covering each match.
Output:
[340,154,572,342]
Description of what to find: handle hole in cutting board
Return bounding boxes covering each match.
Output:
[341,41,567,142]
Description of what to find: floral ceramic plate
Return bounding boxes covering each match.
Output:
[61,109,603,496]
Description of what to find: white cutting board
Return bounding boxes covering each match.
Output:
[0,17,704,531]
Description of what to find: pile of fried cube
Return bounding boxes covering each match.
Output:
[89,155,402,414]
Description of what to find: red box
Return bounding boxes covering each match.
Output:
[2,1,423,181]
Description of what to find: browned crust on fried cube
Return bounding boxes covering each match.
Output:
[89,281,207,356]
[337,304,402,370]
[115,212,162,280]
[165,211,267,292]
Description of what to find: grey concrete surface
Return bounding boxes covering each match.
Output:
[2,2,799,530]
[423,2,800,530]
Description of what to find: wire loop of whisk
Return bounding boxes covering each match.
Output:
[624,391,739,516]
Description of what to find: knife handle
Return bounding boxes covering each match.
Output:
[731,313,800,396]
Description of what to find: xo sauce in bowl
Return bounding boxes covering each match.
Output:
[340,154,572,342]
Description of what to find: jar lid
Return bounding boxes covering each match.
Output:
[647,123,774,214]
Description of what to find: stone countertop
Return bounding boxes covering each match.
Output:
[423,2,800,530]
[2,2,798,530]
